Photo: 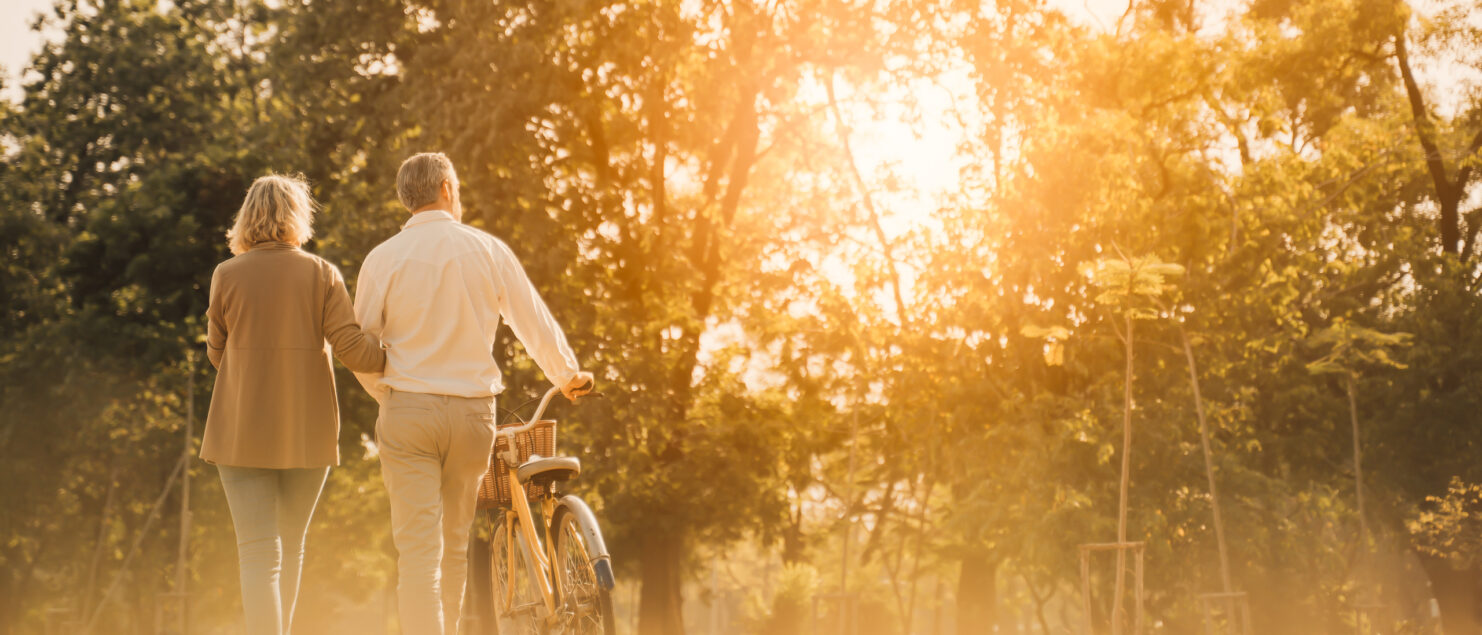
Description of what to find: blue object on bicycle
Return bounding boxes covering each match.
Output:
[593,557,616,590]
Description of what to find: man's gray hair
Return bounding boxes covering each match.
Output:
[396,152,458,211]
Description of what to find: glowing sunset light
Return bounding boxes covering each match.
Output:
[10,1,1482,634]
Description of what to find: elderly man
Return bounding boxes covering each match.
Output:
[354,152,593,634]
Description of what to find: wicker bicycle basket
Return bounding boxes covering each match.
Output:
[477,419,556,509]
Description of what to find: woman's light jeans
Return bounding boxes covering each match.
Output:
[218,465,329,635]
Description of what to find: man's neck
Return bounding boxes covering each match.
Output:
[411,204,461,222]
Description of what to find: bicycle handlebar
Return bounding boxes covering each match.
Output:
[497,385,565,440]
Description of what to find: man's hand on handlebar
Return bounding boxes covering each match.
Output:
[561,371,595,402]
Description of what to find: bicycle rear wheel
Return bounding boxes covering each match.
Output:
[551,506,615,634]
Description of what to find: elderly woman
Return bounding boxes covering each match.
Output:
[202,174,384,635]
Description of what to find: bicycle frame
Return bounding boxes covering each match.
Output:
[493,386,571,624]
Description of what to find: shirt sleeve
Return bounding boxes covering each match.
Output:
[205,266,227,369]
[490,238,581,388]
[323,263,386,374]
[352,251,391,404]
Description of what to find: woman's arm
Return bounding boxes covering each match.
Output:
[323,265,386,373]
[206,267,227,369]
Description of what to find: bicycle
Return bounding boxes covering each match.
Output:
[465,385,617,635]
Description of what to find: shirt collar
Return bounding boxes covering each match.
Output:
[249,241,296,251]
[403,210,457,229]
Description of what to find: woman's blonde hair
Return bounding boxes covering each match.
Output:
[226,174,318,255]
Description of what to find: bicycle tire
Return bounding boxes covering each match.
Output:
[479,508,544,635]
[551,504,616,634]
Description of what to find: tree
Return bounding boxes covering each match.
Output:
[0,0,251,627]
[1081,255,1185,634]
[12,0,1482,633]
[1305,320,1413,542]
[361,1,910,632]
[0,0,414,629]
[1391,1,1482,257]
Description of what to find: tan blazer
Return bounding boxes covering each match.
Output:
[202,242,385,468]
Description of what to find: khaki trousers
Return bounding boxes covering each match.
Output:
[377,389,496,635]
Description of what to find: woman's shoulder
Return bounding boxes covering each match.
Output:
[212,252,250,279]
[294,249,351,284]
[214,246,337,281]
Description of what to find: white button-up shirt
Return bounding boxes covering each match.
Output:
[353,210,580,401]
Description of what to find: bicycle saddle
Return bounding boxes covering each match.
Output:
[516,455,581,484]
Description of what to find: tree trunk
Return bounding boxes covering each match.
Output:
[639,529,686,635]
[0,568,13,635]
[1441,195,1462,255]
[1023,572,1054,635]
[957,553,998,635]
[1180,327,1235,596]
[781,506,805,565]
[1420,555,1481,635]
[1347,375,1367,543]
[1112,315,1135,635]
[84,460,122,617]
[1394,26,1472,256]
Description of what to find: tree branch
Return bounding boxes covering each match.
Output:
[825,69,913,326]
[1456,126,1482,189]
[1394,29,1454,202]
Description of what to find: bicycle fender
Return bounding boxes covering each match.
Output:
[558,495,616,590]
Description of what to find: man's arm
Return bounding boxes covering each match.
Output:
[489,238,583,392]
[352,253,391,404]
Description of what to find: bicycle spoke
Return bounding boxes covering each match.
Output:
[488,510,542,635]
[554,513,609,634]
